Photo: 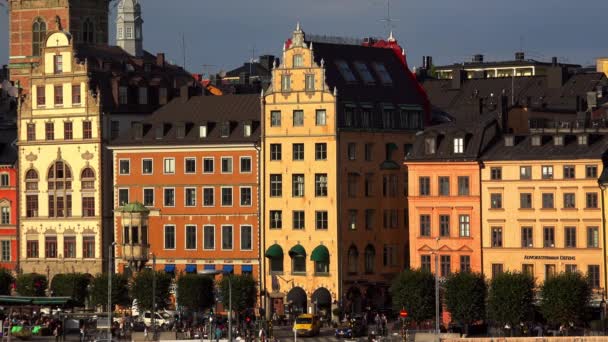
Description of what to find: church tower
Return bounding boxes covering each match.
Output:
[116,0,144,57]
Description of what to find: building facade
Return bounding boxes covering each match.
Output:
[110,94,261,282]
[262,25,429,317]
[0,128,18,271]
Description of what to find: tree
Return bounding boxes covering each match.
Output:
[131,270,172,312]
[444,272,487,333]
[90,273,131,308]
[218,274,257,316]
[390,269,435,324]
[0,268,14,295]
[487,271,535,330]
[539,272,591,332]
[50,273,91,306]
[177,274,214,311]
[16,273,47,296]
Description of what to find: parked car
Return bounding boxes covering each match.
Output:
[293,314,321,337]
[335,316,366,338]
[141,312,171,328]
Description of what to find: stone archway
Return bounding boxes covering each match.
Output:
[311,287,331,318]
[346,286,363,314]
[365,285,383,310]
[287,286,307,315]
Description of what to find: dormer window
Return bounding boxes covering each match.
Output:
[281,75,291,92]
[244,122,252,137]
[293,54,303,67]
[138,87,148,105]
[199,123,207,138]
[424,137,436,155]
[354,61,375,84]
[53,55,63,74]
[531,135,541,146]
[144,64,151,73]
[504,135,514,147]
[133,122,143,140]
[176,123,185,139]
[220,121,230,138]
[453,137,464,153]
[155,126,163,140]
[553,135,563,146]
[578,134,588,145]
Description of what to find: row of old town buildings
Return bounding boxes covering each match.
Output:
[1,0,608,323]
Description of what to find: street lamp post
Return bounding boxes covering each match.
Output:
[108,242,116,340]
[199,269,232,341]
[152,253,156,340]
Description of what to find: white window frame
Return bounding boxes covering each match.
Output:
[118,188,129,206]
[221,225,234,251]
[1,240,10,261]
[163,187,175,207]
[203,157,214,174]
[1,206,10,225]
[221,156,233,174]
[240,225,253,251]
[141,158,153,175]
[240,156,252,174]
[184,157,197,174]
[142,187,154,207]
[221,186,233,207]
[184,224,197,251]
[163,224,176,250]
[118,159,130,175]
[203,224,215,250]
[240,186,252,207]
[202,186,215,207]
[184,187,197,207]
[163,157,175,174]
[453,138,464,153]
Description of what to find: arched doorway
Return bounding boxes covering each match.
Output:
[365,285,383,310]
[311,287,331,319]
[346,286,363,314]
[287,286,307,315]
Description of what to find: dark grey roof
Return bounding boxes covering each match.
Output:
[225,63,270,78]
[434,59,580,70]
[0,126,17,165]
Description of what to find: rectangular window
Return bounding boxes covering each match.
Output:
[270,144,282,161]
[315,143,327,160]
[520,193,532,209]
[240,157,252,173]
[453,138,464,153]
[293,211,305,230]
[110,121,119,140]
[440,255,451,277]
[83,121,92,139]
[304,73,315,90]
[82,197,95,217]
[347,143,356,160]
[522,264,534,276]
[424,138,435,154]
[185,158,196,174]
[37,86,45,106]
[143,188,154,206]
[459,215,470,237]
[420,215,430,236]
[221,225,233,250]
[241,225,252,250]
[45,236,57,258]
[421,255,431,272]
[316,211,328,230]
[492,264,504,278]
[439,215,450,237]
[565,264,577,273]
[118,189,129,206]
[543,226,555,247]
[270,210,282,229]
[586,165,598,178]
[348,210,357,230]
[586,192,599,208]
[564,227,576,248]
[0,241,9,261]
[588,265,600,288]
[138,87,148,105]
[588,227,599,248]
[292,110,304,126]
[0,174,8,188]
[315,173,328,197]
[270,174,282,197]
[27,123,36,141]
[163,188,175,207]
[545,264,556,280]
[26,195,38,217]
[63,122,73,140]
[203,158,214,173]
[203,225,215,250]
[490,167,502,180]
[460,255,471,272]
[221,187,233,206]
[63,236,75,258]
[54,55,63,74]
[364,143,373,162]
[457,176,470,196]
[365,173,374,197]
[292,143,304,161]
[522,227,533,247]
[164,158,175,174]
[45,122,54,141]
[0,206,8,224]
[142,159,153,175]
[203,187,214,206]
[119,159,130,175]
[365,209,374,230]
[185,225,197,250]
[419,177,430,196]
[292,174,304,197]
[72,84,81,104]
[54,85,63,105]
[520,166,532,179]
[270,111,281,127]
[490,193,502,209]
[563,165,575,179]
[221,157,233,173]
[27,240,39,258]
[119,86,128,105]
[491,227,503,247]
[542,193,554,208]
[164,225,176,249]
[438,177,450,196]
[185,188,196,207]
[281,75,291,92]
[348,173,358,197]
[240,187,252,206]
[83,236,95,258]
[563,193,576,208]
[315,109,326,125]
[542,165,554,179]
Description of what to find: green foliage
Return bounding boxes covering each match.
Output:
[219,274,257,313]
[539,272,591,327]
[390,269,436,323]
[16,273,48,296]
[0,268,15,295]
[131,270,172,311]
[444,272,487,327]
[90,273,131,308]
[50,273,91,306]
[177,274,214,311]
[487,271,535,327]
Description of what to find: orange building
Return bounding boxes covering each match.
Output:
[406,117,500,277]
[0,127,18,271]
[110,94,261,281]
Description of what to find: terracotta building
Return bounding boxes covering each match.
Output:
[262,25,430,318]
[0,127,18,271]
[110,94,261,281]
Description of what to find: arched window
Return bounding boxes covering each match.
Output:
[48,161,72,217]
[32,18,47,56]
[348,245,359,274]
[25,169,39,190]
[364,244,375,274]
[82,19,94,43]
[81,168,95,190]
[289,244,306,274]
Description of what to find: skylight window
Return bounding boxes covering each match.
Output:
[373,62,393,85]
[354,62,375,84]
[335,60,356,82]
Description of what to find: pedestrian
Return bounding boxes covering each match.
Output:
[259,326,266,342]
[53,324,59,342]
[79,325,85,342]
[144,326,148,341]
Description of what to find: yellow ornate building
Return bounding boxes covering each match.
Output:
[18,31,103,276]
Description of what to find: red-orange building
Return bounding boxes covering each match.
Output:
[110,94,261,281]
[0,128,18,271]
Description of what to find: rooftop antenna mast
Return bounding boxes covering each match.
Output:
[181,32,186,71]
[379,0,399,38]
[250,45,256,75]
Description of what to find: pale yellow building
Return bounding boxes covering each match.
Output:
[597,57,608,78]
[481,132,607,301]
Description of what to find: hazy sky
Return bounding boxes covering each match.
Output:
[1,0,607,74]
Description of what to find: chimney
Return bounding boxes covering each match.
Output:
[473,54,484,63]
[259,55,275,71]
[547,64,567,89]
[156,53,165,67]
[478,98,484,116]
[180,86,190,102]
[452,68,466,89]
[500,95,509,132]
[551,57,558,66]
[515,52,525,61]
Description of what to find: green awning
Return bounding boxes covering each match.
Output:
[265,244,283,258]
[0,295,71,305]
[0,296,32,304]
[310,245,330,262]
[32,297,71,305]
[288,244,306,258]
